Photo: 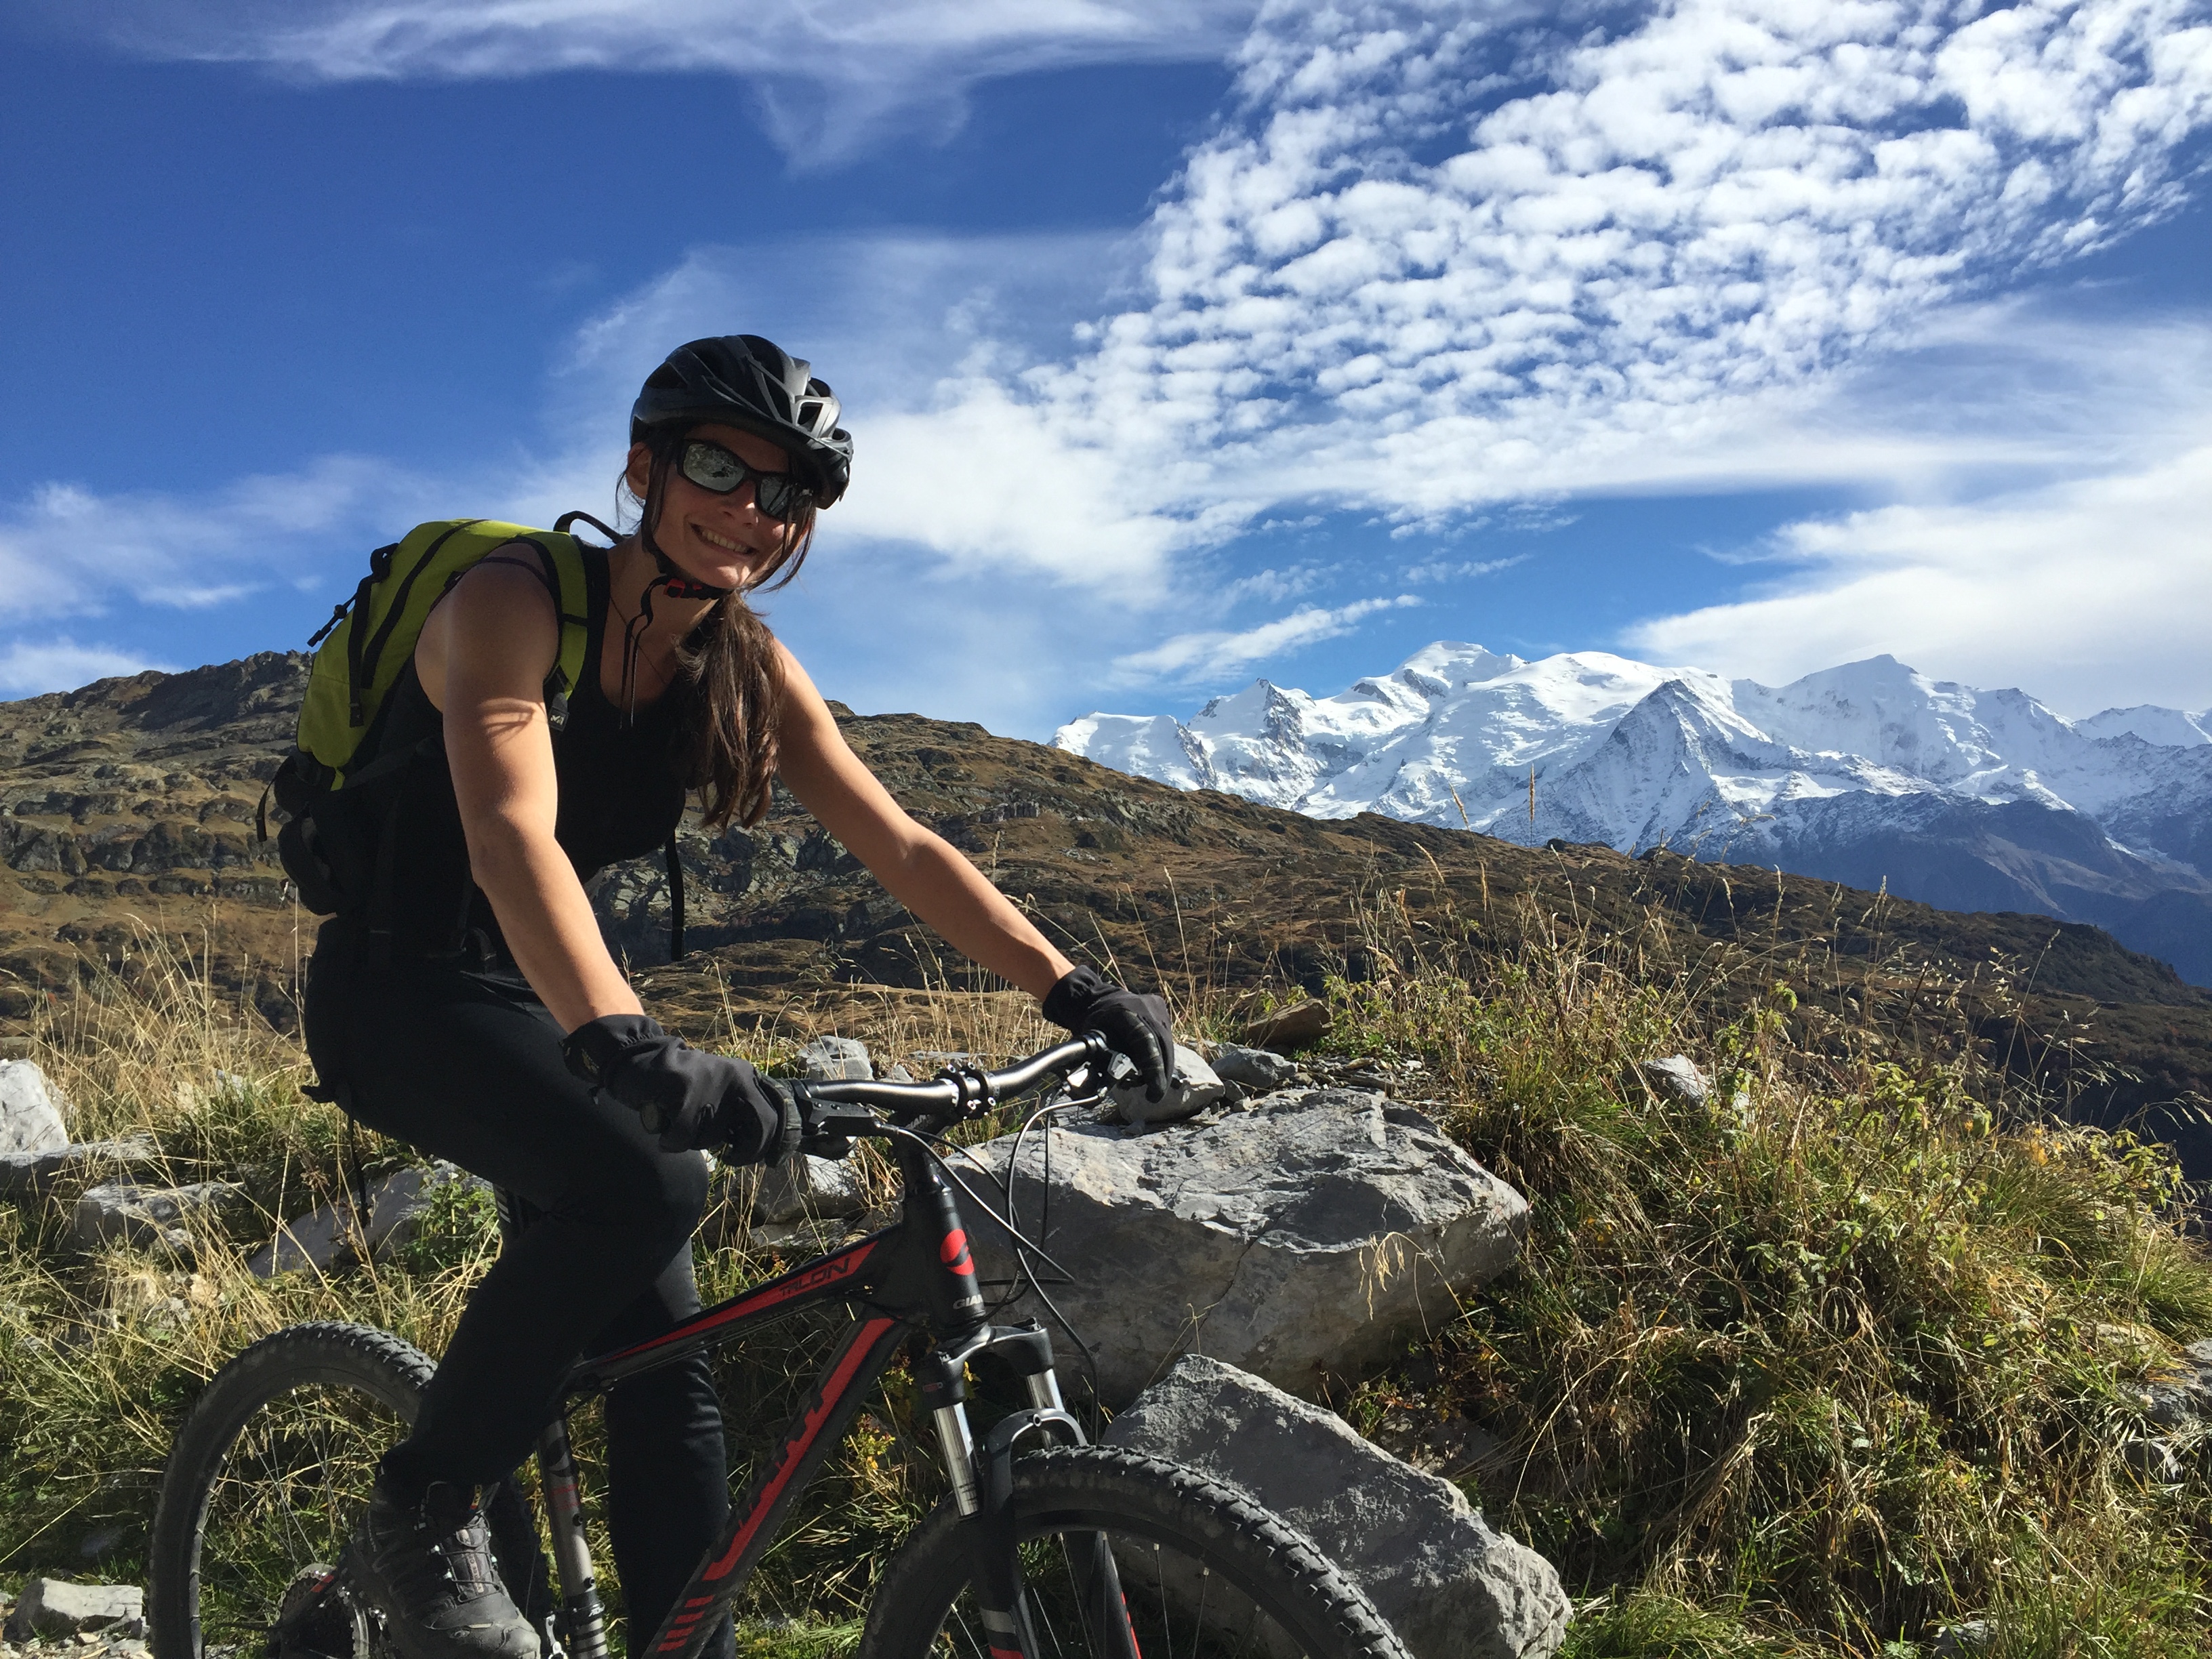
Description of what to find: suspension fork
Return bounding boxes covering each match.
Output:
[922,1325,1141,1659]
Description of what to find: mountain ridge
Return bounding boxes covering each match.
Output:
[1058,643,2212,985]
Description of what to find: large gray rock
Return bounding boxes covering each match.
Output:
[73,1181,245,1253]
[367,1162,490,1258]
[0,1059,68,1156]
[800,1036,873,1080]
[0,1134,164,1200]
[975,1089,1528,1404]
[1107,1357,1569,1659]
[244,1160,497,1275]
[754,1153,865,1225]
[3,1578,146,1641]
[1640,1055,1711,1106]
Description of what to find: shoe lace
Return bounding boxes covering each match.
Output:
[379,1491,504,1604]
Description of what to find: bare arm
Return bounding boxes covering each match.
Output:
[414,560,640,1031]
[771,643,1075,1000]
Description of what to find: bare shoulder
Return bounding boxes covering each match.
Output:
[419,552,560,708]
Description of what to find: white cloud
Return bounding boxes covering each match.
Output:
[998,0,2212,522]
[1623,434,2212,714]
[0,638,171,696]
[69,0,1258,165]
[0,456,417,619]
[1112,593,1420,680]
[1402,553,1528,583]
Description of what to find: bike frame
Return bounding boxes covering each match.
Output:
[512,1091,1112,1659]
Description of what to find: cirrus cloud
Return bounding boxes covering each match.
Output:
[58,0,1260,165]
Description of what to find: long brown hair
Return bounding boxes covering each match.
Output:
[618,430,818,830]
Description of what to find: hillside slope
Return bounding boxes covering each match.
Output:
[3,653,2208,1166]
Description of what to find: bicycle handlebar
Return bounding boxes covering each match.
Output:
[792,1032,1110,1133]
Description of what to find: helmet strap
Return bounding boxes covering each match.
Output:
[622,468,736,724]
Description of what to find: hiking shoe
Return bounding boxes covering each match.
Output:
[342,1479,540,1659]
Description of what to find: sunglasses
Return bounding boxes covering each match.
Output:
[675,439,814,523]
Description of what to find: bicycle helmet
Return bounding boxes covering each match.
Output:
[632,335,853,507]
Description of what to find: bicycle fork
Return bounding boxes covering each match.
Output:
[920,1326,1143,1659]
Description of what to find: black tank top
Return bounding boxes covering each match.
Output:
[374,542,687,958]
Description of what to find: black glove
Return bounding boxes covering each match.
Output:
[1043,966,1175,1102]
[562,1014,800,1162]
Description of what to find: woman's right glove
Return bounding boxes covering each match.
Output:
[562,1013,798,1162]
[1042,966,1176,1101]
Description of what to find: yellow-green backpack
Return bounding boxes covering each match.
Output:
[262,516,599,919]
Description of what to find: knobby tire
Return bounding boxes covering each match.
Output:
[857,1445,1410,1659]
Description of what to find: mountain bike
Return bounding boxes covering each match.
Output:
[148,1034,1410,1659]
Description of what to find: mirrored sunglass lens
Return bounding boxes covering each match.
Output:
[681,444,747,492]
[756,477,809,520]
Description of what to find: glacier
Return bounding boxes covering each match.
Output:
[1056,644,2212,986]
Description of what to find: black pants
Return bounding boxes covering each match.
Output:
[306,922,733,1659]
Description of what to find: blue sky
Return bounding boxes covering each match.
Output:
[3,0,2209,739]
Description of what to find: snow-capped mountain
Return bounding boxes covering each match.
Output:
[1056,644,2212,985]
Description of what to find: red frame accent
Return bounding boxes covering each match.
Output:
[698,1315,899,1585]
[581,1236,878,1377]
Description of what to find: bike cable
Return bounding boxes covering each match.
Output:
[882,1123,1105,1414]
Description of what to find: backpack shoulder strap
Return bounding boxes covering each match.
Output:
[665,828,687,961]
[484,533,593,731]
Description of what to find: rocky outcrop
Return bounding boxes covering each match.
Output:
[973,1088,1528,1404]
[1106,1356,1570,1659]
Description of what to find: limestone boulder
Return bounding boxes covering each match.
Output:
[0,1134,164,1200]
[1212,1044,1299,1092]
[1106,1357,1568,1659]
[242,1162,496,1276]
[1105,1043,1225,1128]
[800,1036,873,1080]
[73,1181,245,1254]
[0,1058,68,1156]
[972,1088,1528,1404]
[754,1153,865,1225]
[3,1578,145,1642]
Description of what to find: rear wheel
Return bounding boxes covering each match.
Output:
[148,1322,550,1659]
[857,1446,1408,1659]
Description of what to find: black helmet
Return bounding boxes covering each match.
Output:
[631,334,853,506]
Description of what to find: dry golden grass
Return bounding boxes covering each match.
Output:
[5,907,2212,1658]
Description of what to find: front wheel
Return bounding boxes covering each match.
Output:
[857,1446,1409,1659]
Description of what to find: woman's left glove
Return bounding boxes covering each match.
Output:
[562,1013,799,1163]
[1042,966,1176,1101]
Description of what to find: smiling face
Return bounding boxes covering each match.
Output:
[626,421,799,592]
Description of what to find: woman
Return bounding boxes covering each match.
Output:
[303,335,1175,1659]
